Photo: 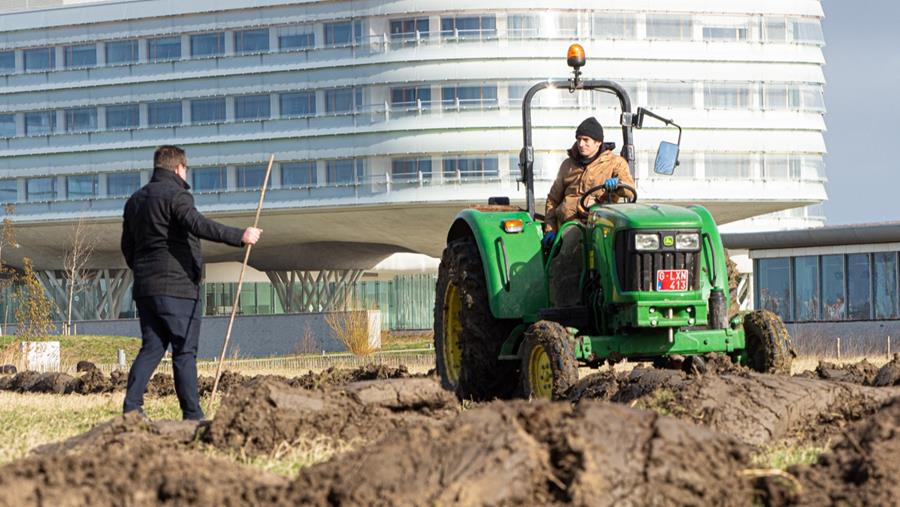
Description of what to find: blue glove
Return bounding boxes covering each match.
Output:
[603,177,619,191]
[541,231,557,249]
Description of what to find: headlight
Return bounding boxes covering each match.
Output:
[634,233,660,251]
[675,233,700,250]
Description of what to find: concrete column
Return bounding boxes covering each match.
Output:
[315,90,326,116]
[56,176,67,200]
[15,113,25,137]
[138,39,149,63]
[98,173,108,197]
[225,96,236,122]
[428,16,441,41]
[226,165,237,190]
[96,106,107,130]
[16,178,26,202]
[270,163,282,188]
[181,100,190,125]
[54,47,64,70]
[14,50,23,72]
[138,103,149,128]
[96,42,105,66]
[268,29,279,52]
[55,110,65,133]
[316,160,326,186]
[270,93,280,119]
[181,34,191,58]
[224,31,235,56]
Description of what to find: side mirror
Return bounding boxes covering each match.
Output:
[654,141,680,175]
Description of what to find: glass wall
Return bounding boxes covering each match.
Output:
[106,40,138,65]
[23,47,54,71]
[592,13,637,40]
[191,98,225,124]
[26,177,57,201]
[65,107,98,132]
[148,101,182,126]
[191,32,225,57]
[107,172,141,197]
[0,114,15,137]
[757,252,900,322]
[106,104,139,129]
[234,29,269,54]
[0,180,16,203]
[24,111,55,136]
[191,167,226,192]
[235,94,271,120]
[64,44,96,68]
[236,165,269,190]
[67,174,99,199]
[281,161,317,187]
[0,51,13,74]
[280,91,316,117]
[148,36,181,61]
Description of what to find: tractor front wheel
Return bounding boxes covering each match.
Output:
[434,236,518,400]
[742,310,796,375]
[519,321,578,400]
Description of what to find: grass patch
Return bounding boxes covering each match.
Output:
[0,334,141,368]
[381,331,433,351]
[751,441,826,470]
[200,435,361,477]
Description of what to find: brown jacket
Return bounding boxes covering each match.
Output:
[544,145,635,232]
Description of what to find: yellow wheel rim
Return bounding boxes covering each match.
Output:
[441,281,463,384]
[528,343,554,399]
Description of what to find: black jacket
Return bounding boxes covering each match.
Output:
[121,168,244,299]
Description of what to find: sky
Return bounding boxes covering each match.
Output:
[821,0,900,224]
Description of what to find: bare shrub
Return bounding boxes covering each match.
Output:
[325,309,377,357]
[14,258,54,341]
[293,322,318,355]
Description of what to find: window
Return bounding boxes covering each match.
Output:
[507,13,576,38]
[801,156,826,181]
[191,32,225,57]
[874,253,898,319]
[704,83,750,109]
[280,91,316,117]
[440,15,497,40]
[646,15,694,41]
[764,18,787,42]
[26,177,56,202]
[666,152,695,178]
[25,111,56,136]
[704,153,751,179]
[234,29,269,54]
[237,165,269,190]
[23,47,55,72]
[791,19,824,45]
[147,101,182,126]
[442,156,499,179]
[848,254,871,319]
[390,86,431,110]
[0,114,15,137]
[325,159,363,184]
[107,172,141,197]
[324,20,362,47]
[278,26,315,50]
[190,98,225,124]
[647,82,694,108]
[191,167,226,192]
[65,107,97,133]
[593,13,637,40]
[64,44,96,68]
[0,180,17,203]
[106,40,139,65]
[391,158,432,181]
[702,22,749,42]
[106,104,139,129]
[757,257,791,321]
[442,85,497,109]
[763,155,800,180]
[390,17,429,46]
[793,256,819,321]
[148,36,181,61]
[235,94,271,120]
[801,85,825,112]
[324,88,359,114]
[281,161,317,187]
[822,255,846,320]
[66,174,98,199]
[0,51,14,74]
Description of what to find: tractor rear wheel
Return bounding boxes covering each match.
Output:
[742,310,796,375]
[519,321,578,400]
[433,236,518,400]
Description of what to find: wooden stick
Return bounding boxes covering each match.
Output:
[207,154,275,414]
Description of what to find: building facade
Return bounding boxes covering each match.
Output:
[0,0,828,325]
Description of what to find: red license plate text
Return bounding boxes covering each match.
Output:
[656,269,689,292]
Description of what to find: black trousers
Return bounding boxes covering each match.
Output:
[124,296,204,420]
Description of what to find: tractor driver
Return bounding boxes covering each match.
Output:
[542,116,636,246]
[543,117,635,307]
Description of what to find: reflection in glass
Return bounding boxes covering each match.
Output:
[0,51,14,74]
[821,255,845,320]
[148,37,181,61]
[191,33,225,57]
[0,180,17,203]
[237,165,269,190]
[234,29,269,54]
[108,172,141,197]
[280,92,316,117]
[148,101,182,126]
[106,40,139,65]
[235,95,271,120]
[65,108,98,132]
[64,44,97,68]
[757,257,791,321]
[26,177,57,202]
[24,47,55,71]
[106,104,140,129]
[391,158,432,181]
[191,167,226,192]
[793,256,819,320]
[25,112,56,136]
[0,114,15,137]
[847,254,871,320]
[67,174,99,199]
[325,88,354,113]
[874,252,898,319]
[326,159,359,184]
[282,162,317,187]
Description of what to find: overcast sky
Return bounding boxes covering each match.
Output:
[821,0,900,224]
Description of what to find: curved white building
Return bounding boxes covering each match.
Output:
[0,0,827,320]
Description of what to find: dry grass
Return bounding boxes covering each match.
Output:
[324,310,378,357]
[790,355,891,375]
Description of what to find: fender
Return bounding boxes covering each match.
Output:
[689,205,731,298]
[448,209,548,319]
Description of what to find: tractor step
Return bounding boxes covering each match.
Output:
[538,306,591,329]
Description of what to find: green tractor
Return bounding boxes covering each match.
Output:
[433,45,796,400]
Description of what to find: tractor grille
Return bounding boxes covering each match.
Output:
[616,232,701,292]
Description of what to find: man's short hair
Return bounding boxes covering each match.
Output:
[154,145,186,172]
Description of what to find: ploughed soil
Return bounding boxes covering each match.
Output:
[0,363,414,396]
[0,360,898,506]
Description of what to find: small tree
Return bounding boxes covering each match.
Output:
[14,257,54,341]
[62,215,96,334]
[0,204,18,336]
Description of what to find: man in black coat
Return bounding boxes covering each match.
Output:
[121,145,261,420]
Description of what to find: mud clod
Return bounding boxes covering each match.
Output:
[873,354,900,386]
[75,361,97,373]
[0,364,15,375]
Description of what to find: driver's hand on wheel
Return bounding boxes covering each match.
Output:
[603,177,619,191]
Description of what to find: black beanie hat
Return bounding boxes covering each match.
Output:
[575,117,604,142]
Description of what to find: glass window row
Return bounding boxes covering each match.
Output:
[0,80,825,139]
[0,12,824,75]
[756,253,900,323]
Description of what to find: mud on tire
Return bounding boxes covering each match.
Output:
[742,310,796,375]
[520,320,578,400]
[433,236,518,400]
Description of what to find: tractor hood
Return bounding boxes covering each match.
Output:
[590,203,704,230]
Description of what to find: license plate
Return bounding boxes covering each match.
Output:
[656,269,689,292]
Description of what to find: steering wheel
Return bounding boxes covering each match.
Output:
[579,182,638,212]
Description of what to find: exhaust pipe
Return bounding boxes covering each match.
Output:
[708,288,728,329]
